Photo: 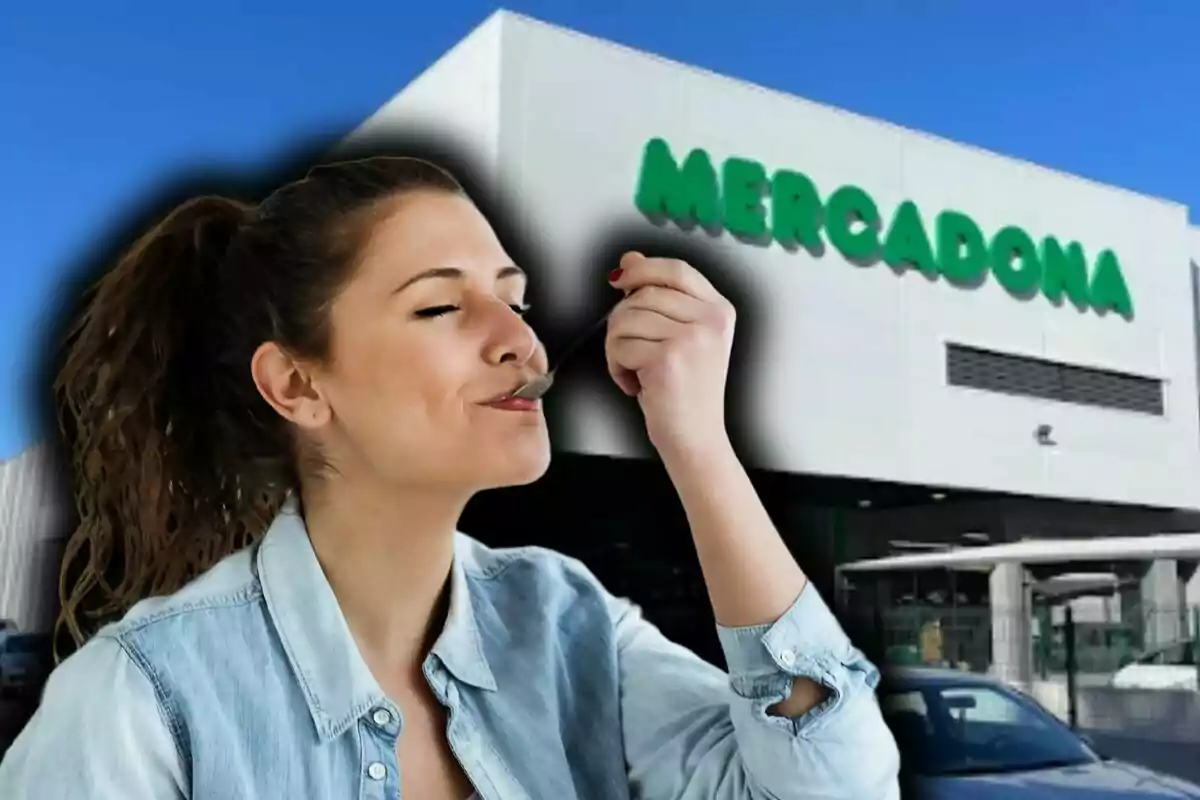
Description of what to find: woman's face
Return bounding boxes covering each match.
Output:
[311,189,551,492]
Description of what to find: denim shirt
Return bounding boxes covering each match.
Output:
[0,501,899,799]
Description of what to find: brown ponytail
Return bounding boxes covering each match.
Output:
[51,156,465,656]
[54,196,257,651]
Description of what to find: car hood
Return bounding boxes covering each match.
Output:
[913,760,1200,799]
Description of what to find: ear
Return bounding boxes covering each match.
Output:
[250,341,331,431]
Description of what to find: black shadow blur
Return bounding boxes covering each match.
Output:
[26,125,843,692]
[30,125,555,651]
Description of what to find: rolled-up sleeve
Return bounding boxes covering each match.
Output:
[0,634,187,799]
[613,582,899,800]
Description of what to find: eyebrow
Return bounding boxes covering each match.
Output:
[394,265,526,294]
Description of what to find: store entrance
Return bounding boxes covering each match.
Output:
[459,452,998,668]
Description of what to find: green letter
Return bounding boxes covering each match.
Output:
[825,184,881,262]
[989,225,1042,297]
[936,210,988,286]
[1040,237,1090,310]
[770,169,823,251]
[634,138,720,230]
[722,157,768,240]
[1089,249,1133,318]
[882,201,937,277]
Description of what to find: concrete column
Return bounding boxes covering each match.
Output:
[1179,561,1197,615]
[1141,559,1183,648]
[1187,567,1200,641]
[1186,562,1200,616]
[990,561,1033,688]
[1116,562,1150,652]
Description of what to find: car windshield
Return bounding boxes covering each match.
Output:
[882,680,1097,777]
[1132,641,1196,667]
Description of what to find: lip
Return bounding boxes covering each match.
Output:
[481,379,541,410]
[483,395,541,412]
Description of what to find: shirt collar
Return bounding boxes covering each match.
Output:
[255,498,497,743]
[432,534,499,693]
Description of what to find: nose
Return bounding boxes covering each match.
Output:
[483,302,546,371]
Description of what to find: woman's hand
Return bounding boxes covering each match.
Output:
[604,251,735,462]
[606,252,842,728]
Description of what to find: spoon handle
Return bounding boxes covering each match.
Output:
[547,305,615,374]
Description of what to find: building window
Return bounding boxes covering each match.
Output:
[945,344,1165,416]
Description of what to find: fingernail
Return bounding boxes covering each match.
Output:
[608,268,624,283]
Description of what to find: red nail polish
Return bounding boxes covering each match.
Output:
[608,268,624,283]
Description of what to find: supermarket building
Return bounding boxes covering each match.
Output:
[341,11,1200,679]
[4,11,1200,681]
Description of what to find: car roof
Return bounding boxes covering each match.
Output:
[881,667,1011,691]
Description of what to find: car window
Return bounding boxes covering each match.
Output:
[939,687,1048,728]
[882,690,929,716]
[882,690,935,755]
[1135,641,1196,666]
[882,682,1095,778]
[1136,644,1172,665]
[1160,642,1195,666]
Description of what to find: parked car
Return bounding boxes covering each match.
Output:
[1110,640,1198,691]
[0,629,52,695]
[881,667,1200,798]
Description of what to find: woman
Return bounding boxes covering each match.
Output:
[0,156,898,799]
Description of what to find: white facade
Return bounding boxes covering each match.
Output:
[0,444,66,632]
[348,11,1200,512]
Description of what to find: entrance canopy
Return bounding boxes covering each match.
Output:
[837,532,1200,573]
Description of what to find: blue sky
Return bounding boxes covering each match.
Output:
[1,1,1197,460]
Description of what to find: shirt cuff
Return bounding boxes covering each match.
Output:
[716,584,884,738]
[715,581,853,681]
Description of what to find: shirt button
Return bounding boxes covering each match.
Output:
[779,648,796,667]
[372,708,392,726]
[367,762,387,781]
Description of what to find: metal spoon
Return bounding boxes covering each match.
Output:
[511,306,615,400]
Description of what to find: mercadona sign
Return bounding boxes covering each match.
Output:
[633,138,1133,319]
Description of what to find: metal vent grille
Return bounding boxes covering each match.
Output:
[946,344,1164,415]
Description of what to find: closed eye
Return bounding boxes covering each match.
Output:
[413,303,531,319]
[413,305,459,318]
